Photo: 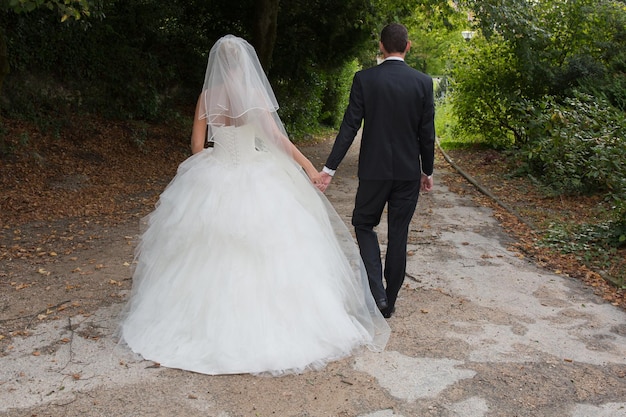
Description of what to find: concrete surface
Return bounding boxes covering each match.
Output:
[1,138,625,417]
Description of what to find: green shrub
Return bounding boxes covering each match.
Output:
[521,93,625,193]
[520,92,626,241]
[540,220,625,286]
[274,68,325,139]
[448,36,524,148]
[320,58,360,129]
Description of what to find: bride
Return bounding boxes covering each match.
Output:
[119,35,390,376]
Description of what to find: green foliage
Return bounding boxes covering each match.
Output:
[434,97,482,150]
[1,2,202,121]
[4,0,95,21]
[404,2,465,76]
[518,92,626,236]
[274,67,325,138]
[520,93,625,193]
[1,0,403,133]
[0,0,457,142]
[129,120,149,153]
[448,0,626,184]
[434,93,453,140]
[443,0,626,254]
[320,59,361,129]
[542,221,624,255]
[448,35,522,148]
[574,3,626,112]
[451,0,626,146]
[540,220,625,286]
[272,57,358,139]
[0,71,81,141]
[270,0,454,136]
[274,0,373,71]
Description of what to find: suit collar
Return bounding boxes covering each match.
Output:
[383,57,404,62]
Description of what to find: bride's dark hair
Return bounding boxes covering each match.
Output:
[380,23,408,53]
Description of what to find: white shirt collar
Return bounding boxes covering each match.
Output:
[383,56,404,62]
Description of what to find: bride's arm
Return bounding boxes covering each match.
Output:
[266,117,321,184]
[255,108,321,184]
[191,94,207,154]
[289,143,321,184]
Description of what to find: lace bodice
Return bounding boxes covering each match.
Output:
[211,124,259,165]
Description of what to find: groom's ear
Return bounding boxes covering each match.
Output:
[404,40,411,54]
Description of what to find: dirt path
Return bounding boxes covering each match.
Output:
[1,136,626,417]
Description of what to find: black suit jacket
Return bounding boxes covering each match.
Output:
[325,59,435,180]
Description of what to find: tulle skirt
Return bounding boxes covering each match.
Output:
[119,146,390,375]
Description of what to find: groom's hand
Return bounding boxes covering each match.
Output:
[420,173,434,193]
[317,171,333,193]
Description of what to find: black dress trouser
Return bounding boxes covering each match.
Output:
[352,179,420,310]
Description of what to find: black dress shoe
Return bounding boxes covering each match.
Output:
[376,299,389,311]
[382,306,395,319]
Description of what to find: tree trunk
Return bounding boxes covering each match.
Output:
[0,30,9,92]
[0,30,7,154]
[252,0,280,72]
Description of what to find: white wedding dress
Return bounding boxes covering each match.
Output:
[119,124,390,376]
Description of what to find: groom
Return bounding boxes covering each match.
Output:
[318,23,435,318]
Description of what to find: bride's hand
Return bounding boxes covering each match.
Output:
[304,168,326,191]
[308,170,322,185]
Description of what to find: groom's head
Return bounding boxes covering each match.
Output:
[380,23,409,54]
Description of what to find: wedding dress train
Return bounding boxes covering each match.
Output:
[119,124,390,375]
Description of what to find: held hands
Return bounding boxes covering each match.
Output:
[313,170,429,193]
[420,173,434,193]
[308,170,323,187]
[315,171,333,193]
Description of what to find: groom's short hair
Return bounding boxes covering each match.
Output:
[380,23,408,53]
